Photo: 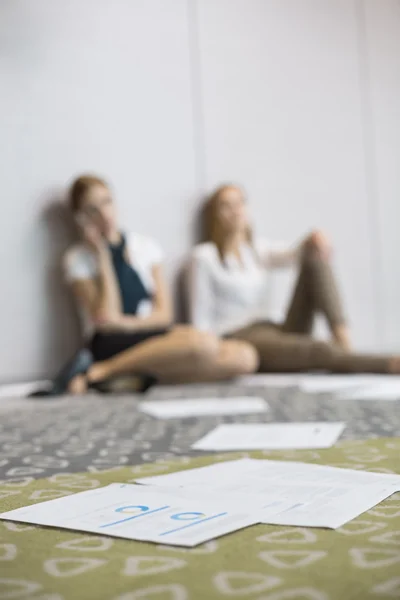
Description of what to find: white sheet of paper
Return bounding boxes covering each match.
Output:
[0,483,262,548]
[138,458,400,492]
[136,458,260,488]
[221,461,400,529]
[137,458,400,529]
[190,422,345,451]
[300,374,400,395]
[139,397,268,419]
[236,373,400,399]
[263,485,399,528]
[337,381,400,401]
[237,374,302,388]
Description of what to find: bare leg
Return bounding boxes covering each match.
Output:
[160,339,259,384]
[86,327,258,385]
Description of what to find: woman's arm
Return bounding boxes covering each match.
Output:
[94,246,122,322]
[107,265,173,332]
[67,227,122,324]
[69,248,122,324]
[262,230,331,269]
[263,241,302,269]
[261,244,301,269]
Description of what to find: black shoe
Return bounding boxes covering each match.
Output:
[28,349,94,398]
[28,389,53,398]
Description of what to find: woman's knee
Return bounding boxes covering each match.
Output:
[221,340,260,375]
[301,244,335,283]
[179,329,219,362]
[237,342,259,374]
[302,245,325,269]
[173,328,258,373]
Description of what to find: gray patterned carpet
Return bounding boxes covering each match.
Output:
[1,382,400,483]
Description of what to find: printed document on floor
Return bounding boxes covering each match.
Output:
[190,422,346,451]
[237,374,302,388]
[299,374,400,395]
[0,483,263,548]
[337,381,400,401]
[229,460,400,529]
[139,397,268,419]
[137,457,400,529]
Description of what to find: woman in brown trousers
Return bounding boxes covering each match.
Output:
[189,184,400,374]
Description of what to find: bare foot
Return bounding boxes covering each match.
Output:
[388,357,400,374]
[87,362,110,385]
[67,374,88,395]
[332,325,351,351]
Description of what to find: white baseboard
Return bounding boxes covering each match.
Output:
[0,380,52,398]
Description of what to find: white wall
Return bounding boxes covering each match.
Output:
[0,0,399,382]
[363,0,400,351]
[194,0,384,349]
[0,0,197,381]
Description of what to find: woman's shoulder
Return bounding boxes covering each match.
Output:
[63,242,94,265]
[191,242,218,263]
[63,243,98,281]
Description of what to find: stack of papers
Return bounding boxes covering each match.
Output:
[237,374,302,388]
[238,373,400,401]
[191,422,345,451]
[337,379,400,401]
[137,457,400,530]
[1,458,399,547]
[298,375,377,393]
[0,483,261,548]
[139,397,268,419]
[299,375,400,400]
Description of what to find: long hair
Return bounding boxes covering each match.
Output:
[202,184,253,262]
[68,174,108,214]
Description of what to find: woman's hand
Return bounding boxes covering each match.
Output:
[94,312,126,330]
[305,230,331,259]
[94,310,170,333]
[77,216,105,253]
[94,313,141,333]
[84,223,106,253]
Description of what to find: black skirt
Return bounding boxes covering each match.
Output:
[88,328,170,362]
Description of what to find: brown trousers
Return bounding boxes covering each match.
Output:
[228,253,390,374]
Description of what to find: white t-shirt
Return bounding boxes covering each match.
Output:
[189,239,300,336]
[63,232,163,336]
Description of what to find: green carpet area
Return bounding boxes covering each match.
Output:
[1,439,400,600]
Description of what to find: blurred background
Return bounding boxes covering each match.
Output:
[0,0,399,383]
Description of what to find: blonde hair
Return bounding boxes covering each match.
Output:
[203,184,253,262]
[69,174,108,213]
